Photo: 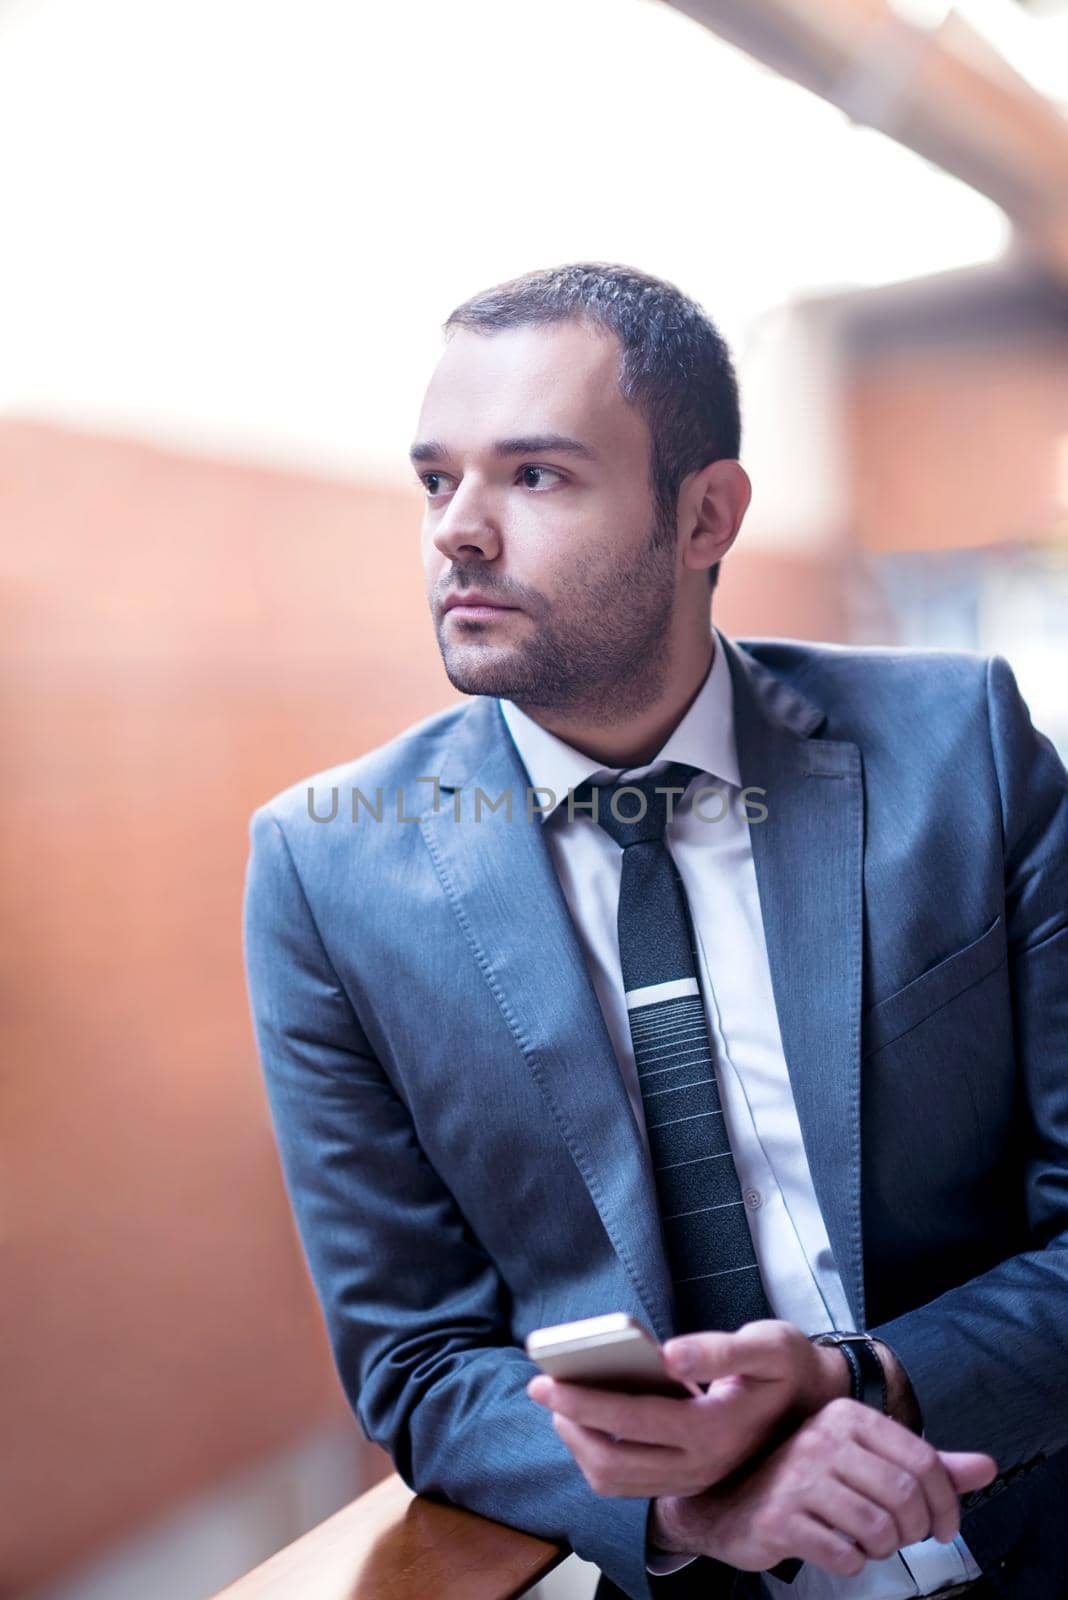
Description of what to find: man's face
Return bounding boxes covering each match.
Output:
[413,318,681,718]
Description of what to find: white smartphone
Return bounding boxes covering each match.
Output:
[525,1312,702,1399]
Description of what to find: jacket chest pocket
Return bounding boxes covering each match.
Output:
[862,912,1008,1059]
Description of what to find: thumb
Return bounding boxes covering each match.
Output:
[662,1331,754,1385]
[662,1322,787,1385]
[938,1450,999,1493]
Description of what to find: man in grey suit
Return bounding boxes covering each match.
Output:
[242,262,1068,1599]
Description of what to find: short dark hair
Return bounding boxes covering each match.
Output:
[443,261,742,593]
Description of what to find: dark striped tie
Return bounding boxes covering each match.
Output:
[572,760,774,1335]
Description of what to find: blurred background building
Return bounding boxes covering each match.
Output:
[2,0,1066,1596]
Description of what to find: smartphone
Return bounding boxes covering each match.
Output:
[525,1312,702,1399]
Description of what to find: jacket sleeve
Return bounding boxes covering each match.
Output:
[869,653,1068,1479]
[241,803,670,1600]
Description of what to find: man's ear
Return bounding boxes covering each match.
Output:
[680,460,751,578]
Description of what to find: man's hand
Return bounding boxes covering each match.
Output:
[667,1325,923,1432]
[650,1398,998,1579]
[526,1320,849,1498]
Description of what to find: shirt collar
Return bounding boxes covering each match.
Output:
[498,623,740,823]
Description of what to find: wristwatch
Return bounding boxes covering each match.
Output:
[809,1331,889,1413]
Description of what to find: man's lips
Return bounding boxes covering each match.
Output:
[443,593,521,617]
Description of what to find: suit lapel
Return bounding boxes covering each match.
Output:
[422,634,867,1337]
[720,634,867,1327]
[421,699,677,1340]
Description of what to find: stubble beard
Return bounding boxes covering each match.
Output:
[435,522,679,725]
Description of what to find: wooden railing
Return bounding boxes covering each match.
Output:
[208,1470,570,1599]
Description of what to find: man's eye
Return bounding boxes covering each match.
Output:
[418,472,448,497]
[518,465,563,489]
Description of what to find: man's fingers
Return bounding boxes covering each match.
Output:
[549,1412,700,1497]
[940,1451,999,1493]
[526,1376,692,1446]
[827,1439,932,1550]
[840,1404,961,1544]
[662,1320,799,1384]
[803,1476,917,1561]
[777,1513,867,1580]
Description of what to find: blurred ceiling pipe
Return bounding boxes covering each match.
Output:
[662,0,1068,283]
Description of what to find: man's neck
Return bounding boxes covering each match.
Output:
[510,631,716,771]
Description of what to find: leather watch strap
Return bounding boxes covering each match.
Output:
[810,1331,889,1413]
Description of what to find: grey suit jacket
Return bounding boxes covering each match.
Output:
[242,632,1068,1599]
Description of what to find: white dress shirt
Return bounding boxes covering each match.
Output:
[498,624,982,1598]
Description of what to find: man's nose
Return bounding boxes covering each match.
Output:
[430,482,502,566]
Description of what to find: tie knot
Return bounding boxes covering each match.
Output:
[571,760,701,848]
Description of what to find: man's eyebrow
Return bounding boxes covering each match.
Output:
[408,434,598,465]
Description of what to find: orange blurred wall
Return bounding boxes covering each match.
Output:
[848,338,1068,554]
